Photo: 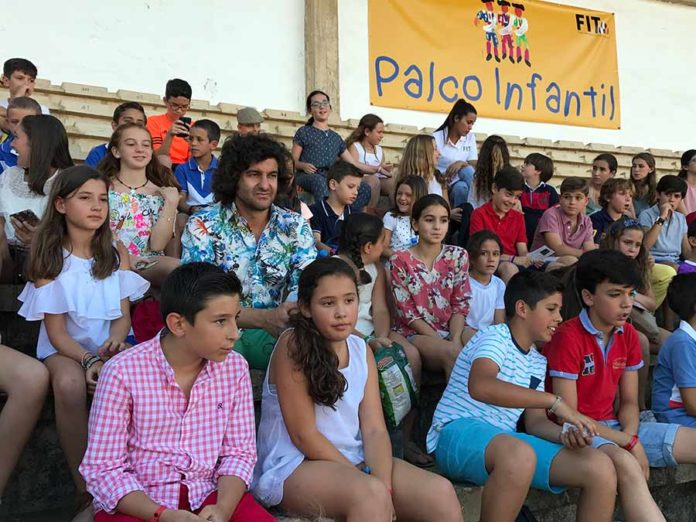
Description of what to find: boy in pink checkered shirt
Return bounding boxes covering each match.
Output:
[80,263,274,522]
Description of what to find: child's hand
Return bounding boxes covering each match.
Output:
[513,256,532,268]
[264,301,298,337]
[445,161,468,179]
[559,423,590,449]
[167,120,190,139]
[85,360,104,395]
[450,207,463,222]
[659,201,672,220]
[158,186,181,206]
[553,401,598,439]
[198,504,231,522]
[302,162,318,174]
[98,338,130,359]
[382,162,394,173]
[10,217,37,246]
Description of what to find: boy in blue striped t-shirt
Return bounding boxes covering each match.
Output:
[427,271,616,521]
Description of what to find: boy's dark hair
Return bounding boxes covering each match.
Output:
[560,176,589,196]
[327,160,363,188]
[667,274,696,322]
[7,96,42,114]
[112,101,145,123]
[164,78,192,100]
[493,166,525,192]
[192,119,221,142]
[213,133,288,205]
[3,58,37,78]
[575,250,642,302]
[599,178,632,208]
[688,220,696,239]
[467,230,503,259]
[593,153,618,173]
[525,153,554,183]
[160,262,243,324]
[656,174,687,197]
[504,271,564,320]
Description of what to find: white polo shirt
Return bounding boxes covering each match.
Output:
[432,128,478,174]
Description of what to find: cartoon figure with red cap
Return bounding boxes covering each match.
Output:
[497,0,516,63]
[512,2,532,66]
[475,0,501,62]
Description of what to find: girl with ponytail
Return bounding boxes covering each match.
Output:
[253,257,461,521]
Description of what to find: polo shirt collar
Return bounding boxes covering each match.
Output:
[559,207,582,228]
[679,320,696,343]
[483,201,508,221]
[525,181,546,192]
[320,198,350,220]
[579,308,623,357]
[186,155,218,173]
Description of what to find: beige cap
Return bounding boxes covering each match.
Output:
[237,107,264,125]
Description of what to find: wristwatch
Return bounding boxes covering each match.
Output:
[655,217,666,226]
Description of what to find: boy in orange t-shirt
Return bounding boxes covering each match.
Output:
[147,78,192,168]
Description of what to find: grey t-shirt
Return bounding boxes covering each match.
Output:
[638,205,686,263]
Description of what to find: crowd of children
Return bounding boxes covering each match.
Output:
[2,55,696,522]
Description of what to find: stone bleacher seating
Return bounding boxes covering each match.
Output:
[0,80,684,187]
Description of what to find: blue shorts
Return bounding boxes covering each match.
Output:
[590,419,680,467]
[435,418,565,493]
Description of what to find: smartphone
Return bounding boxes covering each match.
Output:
[175,117,191,137]
[135,259,160,271]
[10,209,40,227]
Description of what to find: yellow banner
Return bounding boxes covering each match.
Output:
[368,0,620,129]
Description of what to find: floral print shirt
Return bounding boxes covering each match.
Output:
[389,245,471,338]
[109,190,164,257]
[181,203,317,308]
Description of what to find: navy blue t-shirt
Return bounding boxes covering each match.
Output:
[309,198,354,250]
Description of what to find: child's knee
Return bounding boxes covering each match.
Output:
[489,435,536,477]
[609,448,644,479]
[352,476,391,516]
[51,370,86,401]
[583,451,617,490]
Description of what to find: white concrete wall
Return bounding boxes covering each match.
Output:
[338,0,696,151]
[0,0,305,110]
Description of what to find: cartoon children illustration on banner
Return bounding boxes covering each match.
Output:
[497,1,515,63]
[512,3,531,66]
[475,0,501,62]
[476,0,531,67]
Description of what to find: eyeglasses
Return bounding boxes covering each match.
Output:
[310,100,330,109]
[166,101,190,112]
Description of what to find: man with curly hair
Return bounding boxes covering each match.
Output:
[182,133,317,369]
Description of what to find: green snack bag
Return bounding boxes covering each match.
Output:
[374,342,418,428]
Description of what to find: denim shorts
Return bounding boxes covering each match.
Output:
[434,418,565,493]
[590,419,680,467]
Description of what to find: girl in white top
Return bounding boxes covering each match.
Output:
[432,100,479,207]
[382,175,428,258]
[18,166,149,519]
[347,114,394,208]
[253,257,461,521]
[99,123,181,287]
[463,230,506,345]
[0,115,73,278]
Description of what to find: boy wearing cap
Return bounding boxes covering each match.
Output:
[236,107,263,136]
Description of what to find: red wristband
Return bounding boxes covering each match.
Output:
[623,434,639,451]
[150,505,167,522]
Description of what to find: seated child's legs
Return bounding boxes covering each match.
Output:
[354,181,373,209]
[497,261,519,284]
[281,460,393,520]
[671,424,696,464]
[390,458,462,522]
[0,344,49,495]
[592,419,679,468]
[389,331,422,384]
[409,334,462,380]
[651,263,677,309]
[450,165,475,208]
[547,447,617,521]
[44,354,89,491]
[364,174,382,208]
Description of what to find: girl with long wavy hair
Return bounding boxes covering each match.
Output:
[253,257,461,521]
[18,165,149,521]
[98,122,181,286]
[467,134,510,208]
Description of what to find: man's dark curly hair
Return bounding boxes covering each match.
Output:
[213,133,289,206]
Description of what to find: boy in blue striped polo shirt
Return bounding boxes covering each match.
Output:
[427,271,616,521]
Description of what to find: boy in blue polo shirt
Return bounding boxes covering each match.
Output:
[84,102,146,167]
[309,160,362,254]
[428,271,616,522]
[639,175,690,270]
[653,273,696,427]
[545,250,696,522]
[176,119,220,215]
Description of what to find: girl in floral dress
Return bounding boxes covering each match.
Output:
[389,194,471,379]
[98,123,181,286]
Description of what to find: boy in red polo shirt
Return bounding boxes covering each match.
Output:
[469,166,532,283]
[545,250,696,522]
[147,78,193,169]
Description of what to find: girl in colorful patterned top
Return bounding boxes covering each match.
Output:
[389,194,472,379]
[99,123,181,286]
